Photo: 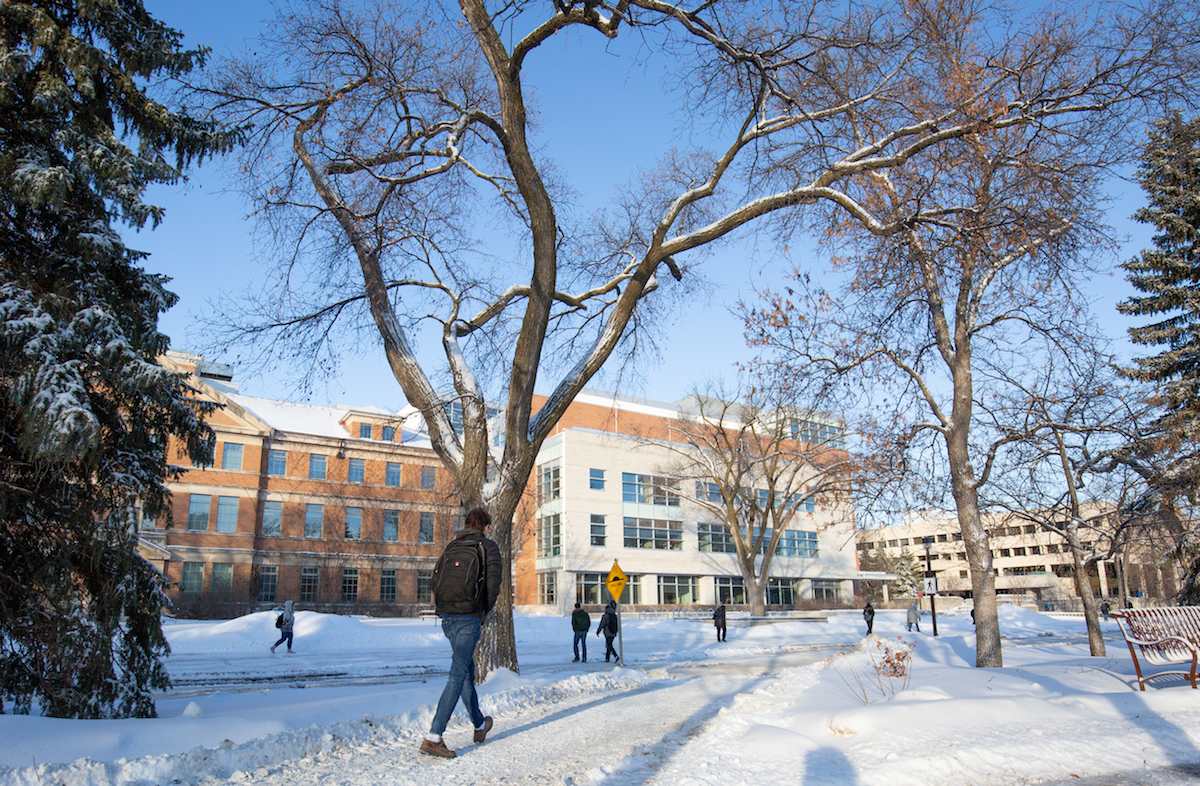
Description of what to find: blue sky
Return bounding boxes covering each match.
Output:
[134,0,1153,411]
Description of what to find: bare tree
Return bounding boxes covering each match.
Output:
[745,4,1200,665]
[645,379,860,615]
[202,0,1200,673]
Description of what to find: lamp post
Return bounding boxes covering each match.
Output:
[922,537,939,637]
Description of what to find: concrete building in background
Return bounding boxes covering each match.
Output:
[513,389,862,613]
[857,507,1183,609]
[140,352,459,616]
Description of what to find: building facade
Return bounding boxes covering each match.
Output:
[857,508,1182,608]
[140,353,459,616]
[513,389,861,613]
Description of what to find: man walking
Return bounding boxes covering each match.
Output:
[596,600,619,662]
[571,603,590,662]
[420,508,502,759]
[863,601,875,635]
[713,604,727,642]
[906,601,921,632]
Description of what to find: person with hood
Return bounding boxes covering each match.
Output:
[571,603,590,662]
[713,604,727,642]
[596,599,619,662]
[863,601,875,635]
[271,600,295,654]
[420,507,502,759]
[906,601,921,632]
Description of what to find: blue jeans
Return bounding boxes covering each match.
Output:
[273,630,293,650]
[573,630,587,660]
[430,616,485,736]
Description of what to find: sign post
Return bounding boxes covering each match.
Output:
[606,561,628,667]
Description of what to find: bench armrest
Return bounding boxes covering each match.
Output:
[1122,632,1197,653]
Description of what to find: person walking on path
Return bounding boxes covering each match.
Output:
[571,603,591,662]
[420,508,502,760]
[863,601,875,635]
[906,601,921,632]
[270,600,295,653]
[1101,601,1111,620]
[713,604,727,642]
[596,600,619,662]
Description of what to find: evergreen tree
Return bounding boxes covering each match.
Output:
[890,548,922,598]
[0,0,236,717]
[1118,113,1200,496]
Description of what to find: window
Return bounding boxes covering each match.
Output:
[1046,544,1060,554]
[589,468,605,490]
[622,473,680,506]
[385,462,402,487]
[623,517,683,550]
[216,496,239,533]
[1029,545,1042,555]
[187,494,210,531]
[960,570,969,578]
[300,567,320,602]
[657,575,698,605]
[938,534,948,542]
[258,566,277,603]
[421,466,437,490]
[383,510,399,542]
[776,530,818,558]
[695,481,722,503]
[221,443,243,470]
[342,568,359,602]
[348,458,365,483]
[812,579,841,603]
[359,423,372,439]
[344,508,362,540]
[538,573,557,605]
[538,514,561,557]
[211,563,233,596]
[309,454,327,480]
[715,576,746,604]
[766,578,795,606]
[268,449,287,476]
[1012,547,1026,556]
[305,504,324,538]
[538,463,561,503]
[699,522,737,553]
[417,570,433,603]
[999,548,1011,558]
[381,426,395,442]
[590,514,606,546]
[180,562,203,593]
[1023,525,1037,534]
[262,501,282,537]
[419,512,435,543]
[790,419,847,449]
[380,569,396,602]
[576,572,606,605]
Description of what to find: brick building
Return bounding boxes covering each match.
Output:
[140,353,459,616]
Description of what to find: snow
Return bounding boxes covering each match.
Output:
[3,605,1200,785]
[227,393,430,446]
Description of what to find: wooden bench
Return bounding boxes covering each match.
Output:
[1111,607,1200,691]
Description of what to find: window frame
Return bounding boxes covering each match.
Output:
[267,449,287,476]
[221,442,243,471]
[309,454,327,480]
[187,494,211,531]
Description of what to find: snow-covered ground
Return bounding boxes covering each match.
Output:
[3,606,1199,785]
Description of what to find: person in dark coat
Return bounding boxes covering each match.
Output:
[713,604,727,642]
[571,603,591,662]
[862,601,875,635]
[596,600,619,662]
[1100,601,1111,620]
[420,508,502,759]
[271,600,296,653]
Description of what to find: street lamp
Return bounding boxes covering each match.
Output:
[922,537,939,637]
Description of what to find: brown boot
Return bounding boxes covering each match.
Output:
[420,738,456,759]
[473,716,493,744]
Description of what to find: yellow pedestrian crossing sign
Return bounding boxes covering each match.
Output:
[606,561,628,602]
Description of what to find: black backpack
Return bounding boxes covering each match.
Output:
[275,614,283,629]
[432,536,487,615]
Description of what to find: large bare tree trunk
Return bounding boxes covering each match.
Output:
[1065,523,1107,657]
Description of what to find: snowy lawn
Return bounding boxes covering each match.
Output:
[2,606,1198,785]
